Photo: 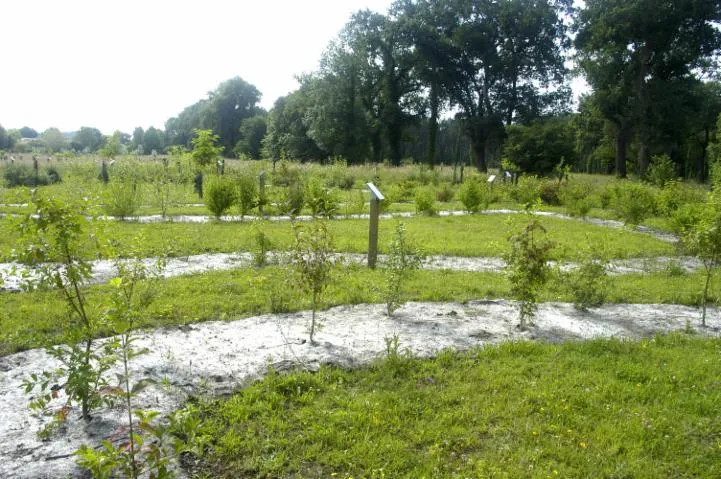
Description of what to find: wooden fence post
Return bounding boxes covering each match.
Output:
[367,182,384,269]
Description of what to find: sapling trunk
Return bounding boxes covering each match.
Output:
[702,263,712,327]
[310,290,318,344]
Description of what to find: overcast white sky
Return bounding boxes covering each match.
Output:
[0,0,395,134]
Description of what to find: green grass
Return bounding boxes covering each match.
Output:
[0,213,675,262]
[1,265,713,356]
[180,334,721,478]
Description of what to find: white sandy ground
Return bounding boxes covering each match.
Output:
[0,300,719,478]
[0,253,702,292]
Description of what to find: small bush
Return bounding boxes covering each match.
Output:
[560,183,594,217]
[611,182,658,224]
[102,180,141,219]
[458,179,489,213]
[237,172,259,218]
[565,257,608,310]
[414,187,437,216]
[656,180,705,217]
[646,154,677,188]
[273,160,302,186]
[276,180,305,217]
[539,180,562,206]
[510,175,541,206]
[3,164,53,187]
[435,183,455,203]
[305,178,338,218]
[205,176,238,218]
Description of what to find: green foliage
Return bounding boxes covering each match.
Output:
[680,192,721,326]
[560,183,594,217]
[510,175,541,206]
[2,164,60,187]
[504,118,577,175]
[275,180,306,217]
[458,179,489,213]
[538,180,563,205]
[236,172,258,217]
[305,177,339,218]
[565,255,609,311]
[414,186,436,216]
[656,180,705,217]
[75,252,170,479]
[504,220,554,329]
[102,180,141,219]
[290,221,334,343]
[383,222,422,316]
[251,221,273,267]
[15,194,112,426]
[191,129,223,168]
[435,182,455,202]
[646,154,677,187]
[610,182,658,224]
[204,176,238,218]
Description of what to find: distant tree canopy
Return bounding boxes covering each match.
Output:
[4,0,712,179]
[165,76,262,156]
[40,128,67,153]
[71,127,105,153]
[19,126,38,139]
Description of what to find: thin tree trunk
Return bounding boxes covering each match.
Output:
[427,79,439,169]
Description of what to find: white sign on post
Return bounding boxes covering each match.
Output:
[487,174,496,184]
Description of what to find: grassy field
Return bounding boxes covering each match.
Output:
[180,334,721,478]
[1,157,716,478]
[0,213,675,262]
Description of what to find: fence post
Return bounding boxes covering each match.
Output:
[367,182,384,269]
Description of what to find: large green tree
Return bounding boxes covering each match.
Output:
[447,0,571,172]
[72,127,105,152]
[19,126,38,139]
[40,127,68,153]
[575,0,721,177]
[235,115,268,160]
[165,77,262,156]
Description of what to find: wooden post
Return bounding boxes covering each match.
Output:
[258,171,266,216]
[367,182,384,269]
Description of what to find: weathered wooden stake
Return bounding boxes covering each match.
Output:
[367,182,384,269]
[258,171,266,216]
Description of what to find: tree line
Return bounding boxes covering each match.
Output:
[2,0,720,179]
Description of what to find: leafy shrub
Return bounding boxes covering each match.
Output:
[205,176,238,218]
[504,220,554,329]
[385,180,419,203]
[565,257,608,310]
[273,160,302,186]
[671,202,705,233]
[305,177,338,218]
[103,180,141,219]
[276,180,305,217]
[383,222,422,316]
[414,187,437,215]
[539,180,562,206]
[435,183,455,202]
[3,164,53,187]
[510,175,541,206]
[458,179,489,213]
[327,161,355,190]
[611,182,658,224]
[646,154,677,188]
[560,183,594,217]
[236,172,259,217]
[656,180,705,217]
